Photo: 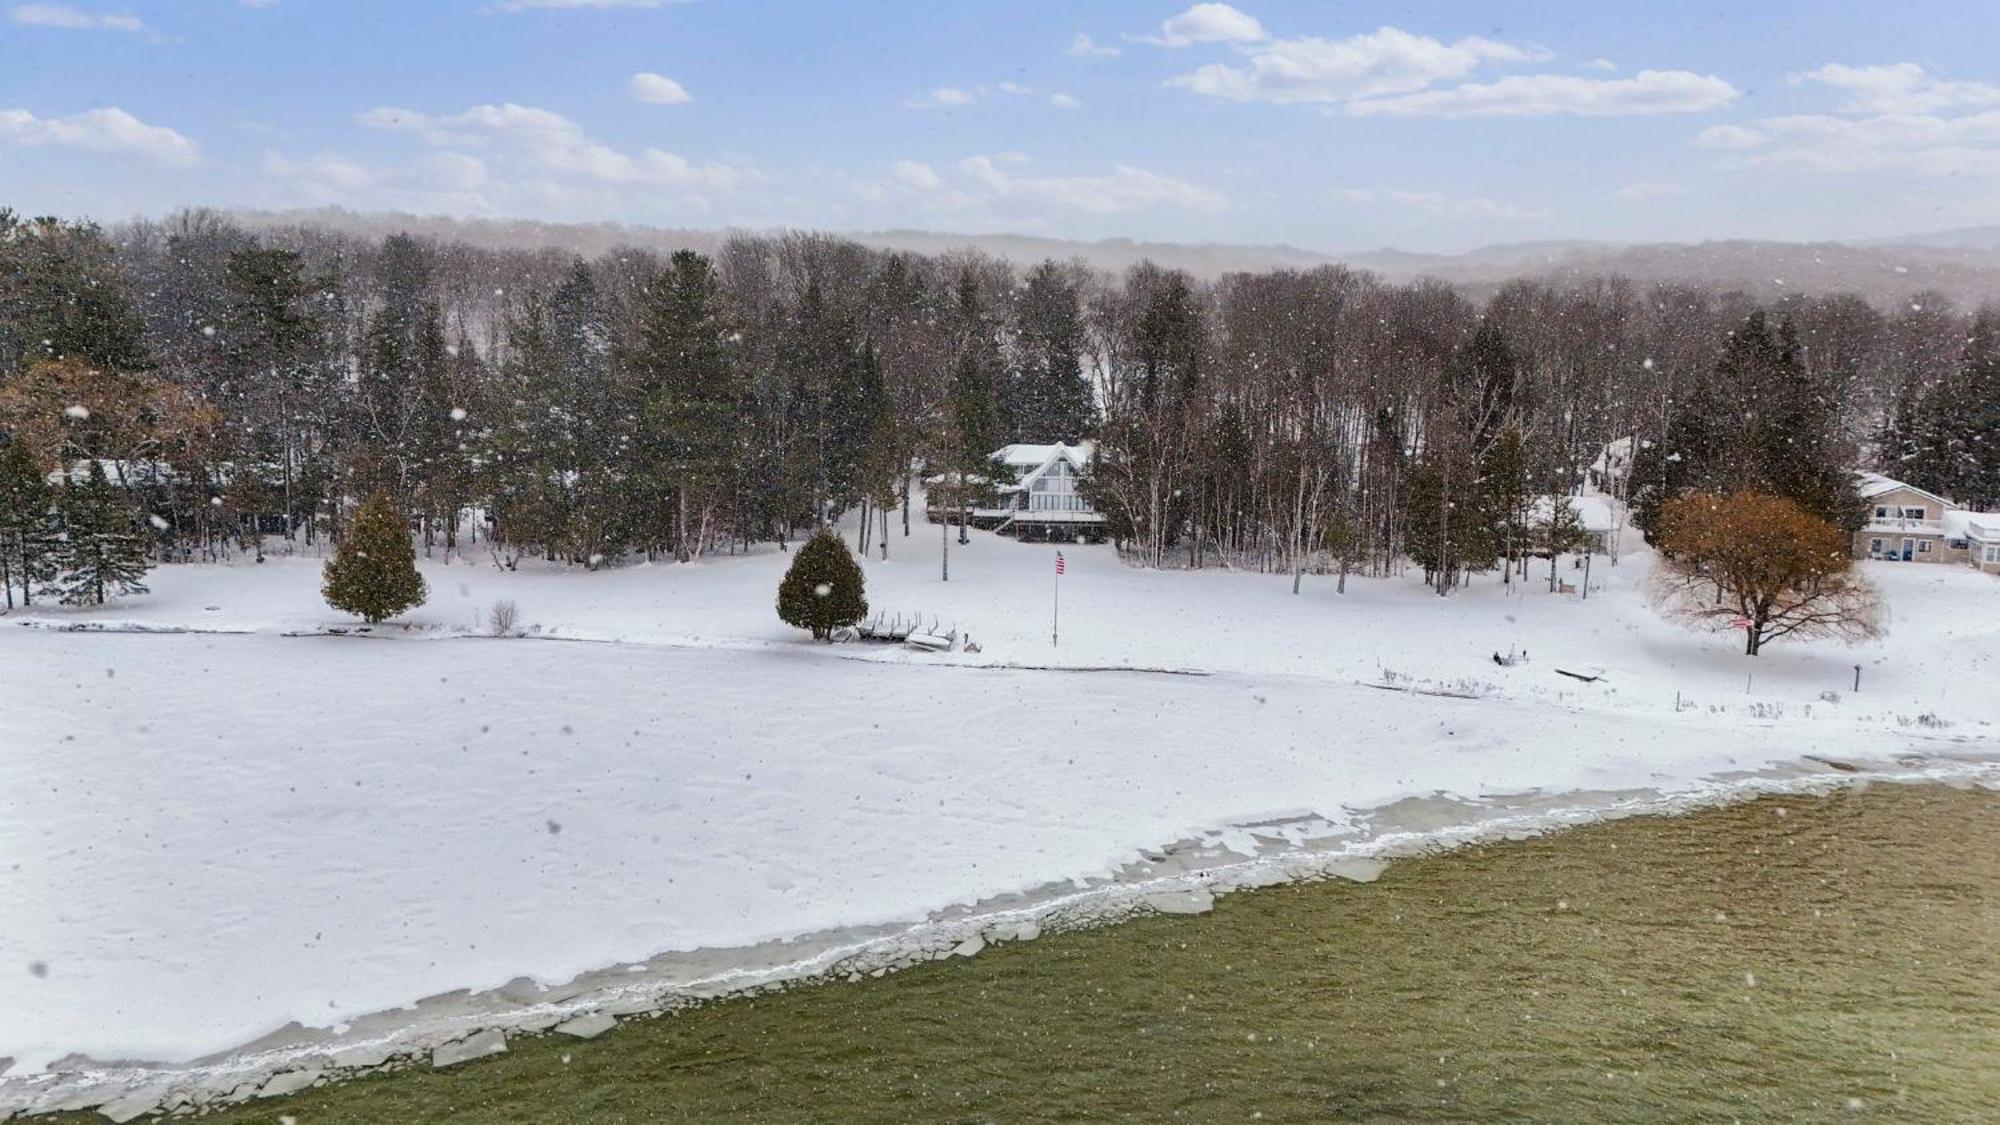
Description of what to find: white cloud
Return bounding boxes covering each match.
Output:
[891,159,941,191]
[1348,70,1738,118]
[360,102,750,191]
[1583,58,1617,73]
[1068,32,1118,59]
[0,106,199,166]
[627,72,691,105]
[906,86,977,109]
[492,0,685,9]
[9,4,146,32]
[1616,181,1687,201]
[1694,123,1767,150]
[904,82,1037,110]
[240,0,278,7]
[956,155,1225,215]
[1049,93,1082,109]
[1143,3,1265,48]
[1169,26,1531,104]
[1694,65,2000,180]
[260,150,493,212]
[1698,110,2000,177]
[1334,187,1547,222]
[1795,62,2000,115]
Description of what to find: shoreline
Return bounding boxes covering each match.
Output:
[9,751,1996,1120]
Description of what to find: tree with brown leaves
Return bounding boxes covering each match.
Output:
[1649,491,1882,657]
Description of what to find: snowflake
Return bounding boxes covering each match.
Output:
[63,405,90,420]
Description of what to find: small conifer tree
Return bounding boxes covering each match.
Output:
[0,436,57,608]
[777,527,867,640]
[323,491,427,624]
[54,460,150,606]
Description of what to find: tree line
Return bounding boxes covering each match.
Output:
[2,205,1998,606]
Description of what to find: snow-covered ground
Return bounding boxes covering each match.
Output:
[3,514,1998,1110]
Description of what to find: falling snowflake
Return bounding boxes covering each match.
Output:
[148,514,170,531]
[813,583,831,597]
[63,405,90,420]
[201,325,217,338]
[450,407,468,422]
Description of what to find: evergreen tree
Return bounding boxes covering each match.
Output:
[630,250,745,561]
[1482,426,1535,582]
[0,211,152,377]
[1631,312,1860,541]
[1013,260,1094,441]
[53,460,150,606]
[776,526,867,641]
[0,435,56,608]
[1537,494,1592,591]
[322,491,427,624]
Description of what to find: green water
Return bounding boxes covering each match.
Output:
[177,783,2000,1122]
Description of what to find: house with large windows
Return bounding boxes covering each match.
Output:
[929,442,1107,542]
[1854,472,2000,574]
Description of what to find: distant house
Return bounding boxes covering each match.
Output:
[928,442,1107,542]
[1855,472,2000,574]
[1530,493,1623,556]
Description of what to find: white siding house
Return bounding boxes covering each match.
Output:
[928,442,1108,542]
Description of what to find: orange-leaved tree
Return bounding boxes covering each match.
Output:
[1649,491,1883,657]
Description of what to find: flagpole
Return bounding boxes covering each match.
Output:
[1053,550,1060,648]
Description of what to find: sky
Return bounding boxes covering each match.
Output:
[5,1,2000,253]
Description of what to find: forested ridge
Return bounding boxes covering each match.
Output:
[2,206,1997,598]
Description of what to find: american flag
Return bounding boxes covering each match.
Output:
[1055,551,1066,575]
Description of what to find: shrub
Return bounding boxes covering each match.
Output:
[777,527,868,641]
[322,491,427,624]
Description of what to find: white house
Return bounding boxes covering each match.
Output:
[928,442,1108,542]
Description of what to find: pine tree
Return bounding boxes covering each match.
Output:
[322,491,427,624]
[1537,494,1592,591]
[1013,261,1094,441]
[1481,426,1535,583]
[776,527,868,641]
[630,250,745,561]
[54,460,150,606]
[0,435,56,608]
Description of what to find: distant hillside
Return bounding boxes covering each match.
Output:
[224,208,2000,305]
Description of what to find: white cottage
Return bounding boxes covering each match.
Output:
[928,442,1108,542]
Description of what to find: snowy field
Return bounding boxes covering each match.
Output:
[4,516,1999,1110]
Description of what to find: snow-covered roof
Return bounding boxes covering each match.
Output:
[1590,436,1634,476]
[1944,509,2000,542]
[1529,493,1621,533]
[994,441,1094,469]
[1856,471,1952,506]
[47,458,179,486]
[990,442,1095,493]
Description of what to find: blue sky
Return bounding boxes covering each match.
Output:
[4,1,2000,252]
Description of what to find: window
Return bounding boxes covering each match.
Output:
[1918,540,1932,553]
[1870,538,1884,554]
[1876,505,1890,518]
[1949,539,1970,550]
[1903,507,1927,520]
[1988,545,2000,563]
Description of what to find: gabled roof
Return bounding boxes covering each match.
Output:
[1856,471,1953,507]
[991,442,1093,491]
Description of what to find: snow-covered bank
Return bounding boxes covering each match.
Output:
[4,524,1999,1113]
[4,627,1996,1083]
[6,521,1996,730]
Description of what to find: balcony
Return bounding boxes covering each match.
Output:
[1864,516,1944,534]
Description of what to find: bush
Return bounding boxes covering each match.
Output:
[489,599,520,636]
[323,491,427,624]
[778,527,868,641]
